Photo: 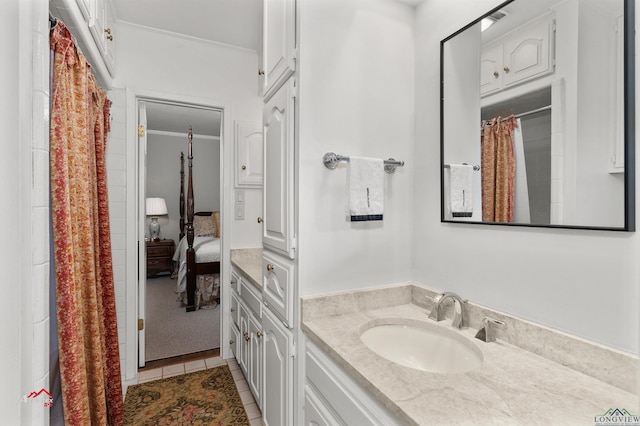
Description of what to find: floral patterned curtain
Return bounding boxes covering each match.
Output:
[481,116,517,222]
[50,22,124,426]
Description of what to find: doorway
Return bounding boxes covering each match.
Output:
[138,99,223,368]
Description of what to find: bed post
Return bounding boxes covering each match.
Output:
[185,127,196,312]
[179,152,185,241]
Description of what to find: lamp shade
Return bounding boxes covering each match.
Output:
[146,198,168,216]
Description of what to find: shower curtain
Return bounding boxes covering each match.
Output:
[50,21,124,425]
[481,116,517,222]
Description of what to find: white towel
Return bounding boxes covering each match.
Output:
[449,164,474,217]
[347,157,384,221]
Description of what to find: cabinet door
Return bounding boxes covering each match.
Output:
[262,308,293,426]
[75,0,93,21]
[262,79,296,259]
[248,314,263,409]
[238,304,250,375]
[87,0,115,74]
[230,321,241,360]
[480,43,502,96]
[236,121,263,187]
[502,16,554,88]
[263,0,296,99]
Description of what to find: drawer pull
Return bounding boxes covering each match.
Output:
[266,264,274,272]
[243,331,249,337]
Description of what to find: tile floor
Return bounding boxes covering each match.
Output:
[133,356,263,425]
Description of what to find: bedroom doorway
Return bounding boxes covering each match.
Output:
[138,99,223,368]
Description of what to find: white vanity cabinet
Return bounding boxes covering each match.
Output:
[262,78,296,259]
[229,267,264,408]
[263,0,297,100]
[262,307,294,426]
[304,341,401,426]
[235,121,264,188]
[88,0,116,75]
[481,14,555,96]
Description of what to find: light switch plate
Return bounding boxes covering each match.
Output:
[235,204,245,220]
[235,189,245,204]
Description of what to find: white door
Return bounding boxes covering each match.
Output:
[138,101,148,368]
[262,79,296,259]
[262,0,296,98]
[262,308,292,426]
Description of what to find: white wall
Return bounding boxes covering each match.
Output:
[146,132,221,244]
[114,22,263,249]
[415,0,639,354]
[297,0,416,295]
[112,23,263,377]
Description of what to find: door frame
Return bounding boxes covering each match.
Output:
[124,88,233,380]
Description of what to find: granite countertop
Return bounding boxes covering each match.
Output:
[230,248,262,289]
[302,302,637,425]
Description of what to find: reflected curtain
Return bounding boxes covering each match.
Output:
[50,22,124,426]
[481,116,517,222]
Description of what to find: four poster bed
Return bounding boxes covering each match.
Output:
[172,127,221,312]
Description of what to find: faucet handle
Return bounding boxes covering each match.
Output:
[475,317,506,342]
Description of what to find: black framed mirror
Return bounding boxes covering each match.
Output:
[440,0,635,231]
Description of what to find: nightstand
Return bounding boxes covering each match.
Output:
[146,239,175,277]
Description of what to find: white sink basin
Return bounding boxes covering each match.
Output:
[360,323,482,374]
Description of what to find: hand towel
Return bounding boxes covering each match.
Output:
[450,164,474,217]
[347,157,384,221]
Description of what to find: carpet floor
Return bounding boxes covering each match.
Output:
[124,365,249,425]
[146,276,220,362]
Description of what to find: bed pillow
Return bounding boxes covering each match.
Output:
[194,215,215,237]
[212,211,220,238]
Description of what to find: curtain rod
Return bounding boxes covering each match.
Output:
[483,105,552,123]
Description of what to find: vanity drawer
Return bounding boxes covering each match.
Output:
[262,250,294,327]
[240,279,262,319]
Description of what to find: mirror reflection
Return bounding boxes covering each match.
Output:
[441,0,634,230]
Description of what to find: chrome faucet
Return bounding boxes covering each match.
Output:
[427,292,466,329]
[475,317,506,342]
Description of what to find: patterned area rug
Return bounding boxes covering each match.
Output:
[124,365,249,425]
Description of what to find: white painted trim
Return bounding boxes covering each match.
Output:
[117,20,258,55]
[146,129,220,141]
[124,87,234,380]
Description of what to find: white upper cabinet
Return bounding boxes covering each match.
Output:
[481,14,555,96]
[263,0,296,100]
[235,121,264,188]
[262,79,296,259]
[88,0,115,75]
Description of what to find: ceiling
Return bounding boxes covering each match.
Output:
[111,0,263,52]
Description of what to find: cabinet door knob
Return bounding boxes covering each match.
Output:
[266,264,274,272]
[493,71,499,78]
[230,307,236,312]
[257,217,263,223]
[258,68,265,75]
[230,340,234,345]
[503,66,510,73]
[242,165,247,170]
[256,331,263,338]
[245,335,251,342]
[243,331,249,337]
[106,35,113,41]
[104,28,112,35]
[231,279,237,285]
